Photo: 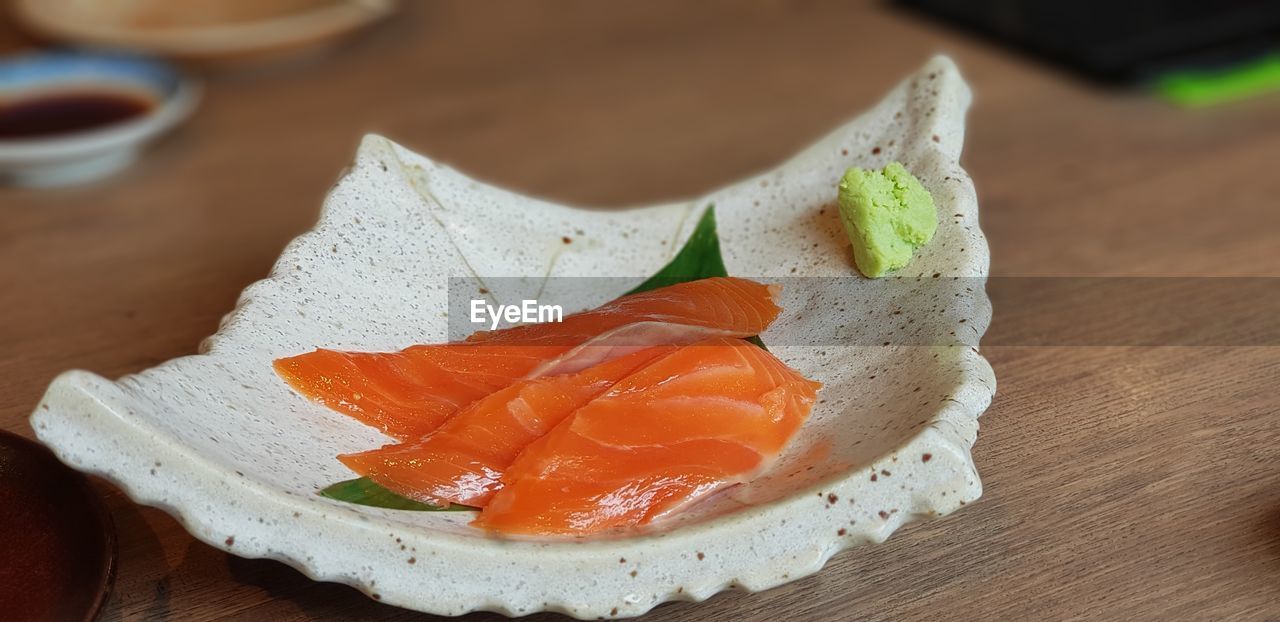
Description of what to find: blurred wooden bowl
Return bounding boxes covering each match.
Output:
[10,0,397,65]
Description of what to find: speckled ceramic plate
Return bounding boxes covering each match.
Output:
[32,55,994,619]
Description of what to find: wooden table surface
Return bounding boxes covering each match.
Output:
[3,2,1279,620]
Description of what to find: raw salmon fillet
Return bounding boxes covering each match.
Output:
[274,277,781,440]
[474,337,821,536]
[338,346,678,507]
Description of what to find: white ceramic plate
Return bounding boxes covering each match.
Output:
[32,55,994,618]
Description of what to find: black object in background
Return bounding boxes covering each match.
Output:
[896,0,1280,82]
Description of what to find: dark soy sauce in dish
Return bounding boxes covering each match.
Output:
[0,91,155,139]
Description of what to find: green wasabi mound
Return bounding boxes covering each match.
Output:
[837,161,938,278]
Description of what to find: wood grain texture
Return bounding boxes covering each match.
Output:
[2,1,1279,620]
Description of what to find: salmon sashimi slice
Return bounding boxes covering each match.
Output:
[337,346,678,507]
[273,345,563,440]
[473,337,822,536]
[274,277,782,440]
[466,276,782,377]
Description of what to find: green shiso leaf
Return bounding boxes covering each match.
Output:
[624,205,729,295]
[319,204,762,510]
[319,477,474,511]
[628,205,767,348]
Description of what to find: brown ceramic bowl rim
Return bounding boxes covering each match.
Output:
[1,430,117,622]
